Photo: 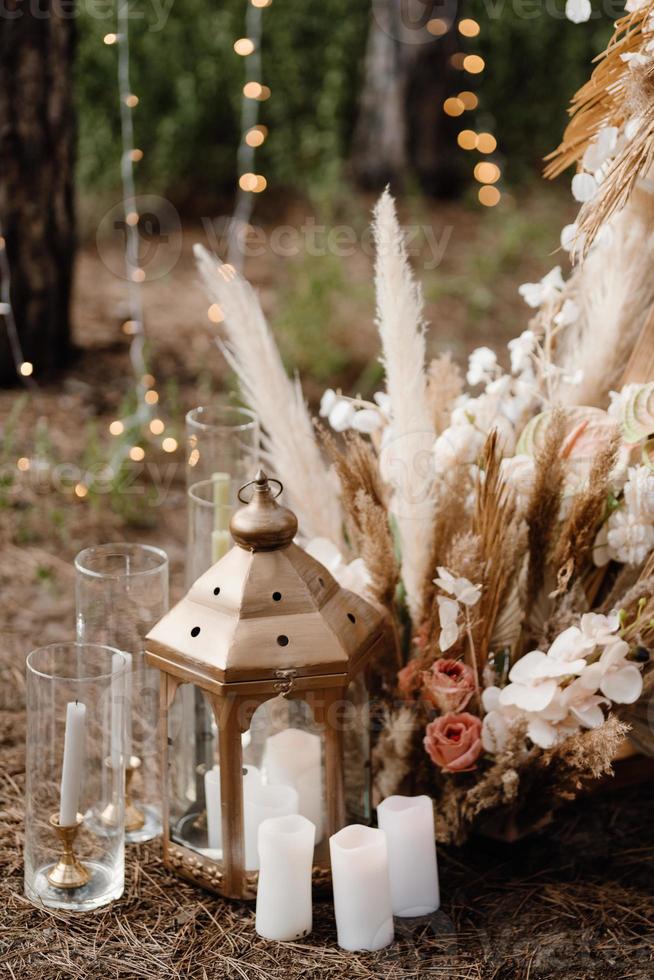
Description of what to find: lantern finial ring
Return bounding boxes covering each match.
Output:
[237,472,283,504]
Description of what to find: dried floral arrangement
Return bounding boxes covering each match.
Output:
[192,15,654,843]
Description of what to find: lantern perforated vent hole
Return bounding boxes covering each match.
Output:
[347,613,356,624]
[277,635,289,647]
[318,576,325,588]
[272,591,282,601]
[213,587,221,596]
[191,626,201,638]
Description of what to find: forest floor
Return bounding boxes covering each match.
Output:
[3,185,653,979]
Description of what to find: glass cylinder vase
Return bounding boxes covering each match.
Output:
[185,404,259,489]
[24,643,128,911]
[75,543,169,843]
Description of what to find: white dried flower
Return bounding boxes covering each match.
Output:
[554,298,580,328]
[571,172,597,203]
[565,0,591,22]
[351,409,383,434]
[507,330,537,375]
[499,454,536,512]
[518,266,565,309]
[467,346,498,387]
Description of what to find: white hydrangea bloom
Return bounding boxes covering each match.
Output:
[607,509,654,564]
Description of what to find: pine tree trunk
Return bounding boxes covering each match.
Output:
[0,0,76,386]
[351,0,464,196]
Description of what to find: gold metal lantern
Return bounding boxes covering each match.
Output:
[146,470,392,900]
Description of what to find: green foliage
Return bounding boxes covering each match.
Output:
[76,0,370,201]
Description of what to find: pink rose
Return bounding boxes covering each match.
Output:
[422,659,476,713]
[424,712,483,773]
[397,659,423,699]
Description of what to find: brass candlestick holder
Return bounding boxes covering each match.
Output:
[101,755,146,833]
[47,813,91,890]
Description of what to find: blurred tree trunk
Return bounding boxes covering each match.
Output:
[351,0,464,196]
[0,0,76,386]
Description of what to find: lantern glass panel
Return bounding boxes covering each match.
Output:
[167,684,219,856]
[241,696,326,870]
[344,673,372,824]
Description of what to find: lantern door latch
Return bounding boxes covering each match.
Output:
[273,668,297,695]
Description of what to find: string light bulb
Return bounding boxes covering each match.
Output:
[257,85,271,101]
[426,17,449,36]
[150,418,165,435]
[474,161,501,184]
[16,457,30,472]
[476,133,497,154]
[131,268,145,283]
[243,81,263,99]
[208,303,224,323]
[74,483,89,499]
[19,361,33,377]
[479,186,501,207]
[457,130,477,150]
[239,172,258,191]
[126,211,139,226]
[458,91,478,110]
[130,148,143,162]
[245,126,266,147]
[162,437,178,453]
[109,420,125,436]
[443,97,464,117]
[458,18,480,37]
[234,37,255,55]
[251,0,272,7]
[144,389,159,405]
[463,55,485,74]
[104,33,118,44]
[129,446,145,462]
[124,94,139,108]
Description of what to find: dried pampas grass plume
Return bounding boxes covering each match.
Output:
[372,189,436,625]
[556,184,654,408]
[194,245,343,546]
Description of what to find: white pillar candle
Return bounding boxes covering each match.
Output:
[256,814,315,941]
[377,794,440,916]
[204,763,261,853]
[329,824,394,952]
[244,783,298,871]
[263,728,323,842]
[59,701,87,827]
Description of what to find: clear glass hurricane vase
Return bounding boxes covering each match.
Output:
[75,543,169,843]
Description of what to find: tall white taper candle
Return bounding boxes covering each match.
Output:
[377,794,440,916]
[110,652,131,766]
[329,824,394,952]
[59,701,87,827]
[255,814,315,941]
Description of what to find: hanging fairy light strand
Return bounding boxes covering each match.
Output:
[0,222,36,386]
[102,3,177,476]
[227,0,271,270]
[438,16,502,207]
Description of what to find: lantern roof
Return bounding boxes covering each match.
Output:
[146,471,389,688]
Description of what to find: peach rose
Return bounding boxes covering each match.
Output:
[424,712,483,773]
[422,659,476,713]
[397,659,423,699]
